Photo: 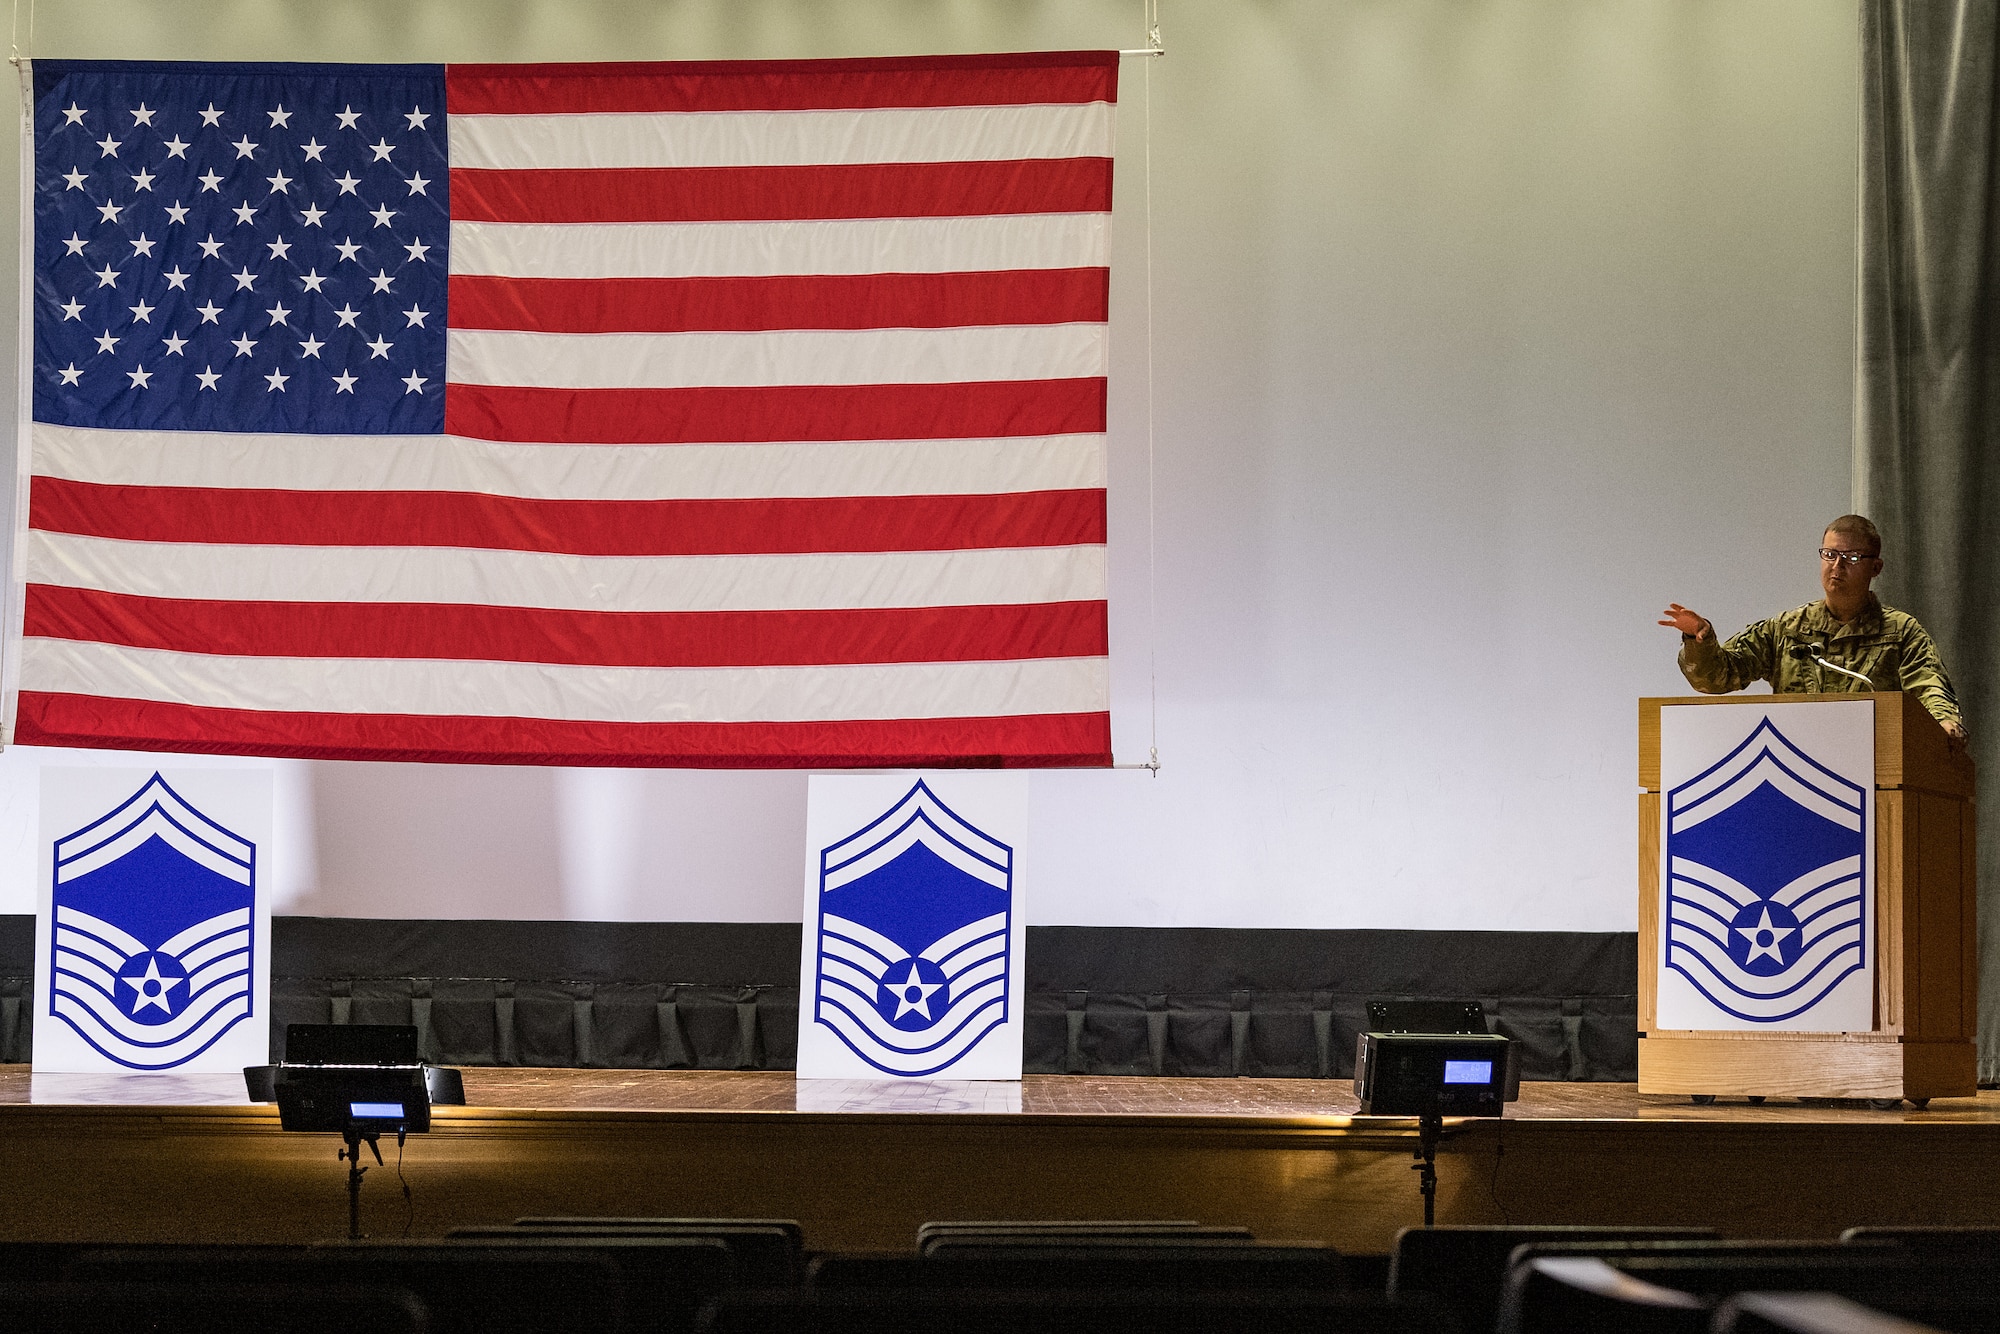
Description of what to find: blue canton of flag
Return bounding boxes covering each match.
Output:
[813,781,1013,1077]
[48,773,257,1070]
[1664,718,1868,1023]
[34,61,447,433]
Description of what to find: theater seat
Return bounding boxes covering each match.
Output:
[813,1241,1345,1294]
[1499,1252,2000,1334]
[1387,1224,1716,1332]
[700,1289,1453,1334]
[454,1221,802,1286]
[0,1281,428,1334]
[1715,1292,1958,1334]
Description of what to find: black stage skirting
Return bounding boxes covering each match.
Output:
[0,916,1637,1079]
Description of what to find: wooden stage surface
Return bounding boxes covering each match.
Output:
[5,1067,1999,1254]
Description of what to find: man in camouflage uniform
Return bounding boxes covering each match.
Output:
[1658,514,1966,744]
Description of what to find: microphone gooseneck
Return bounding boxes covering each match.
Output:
[1790,640,1873,688]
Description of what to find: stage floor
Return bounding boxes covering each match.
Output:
[5,1066,1998,1122]
[5,1067,2000,1252]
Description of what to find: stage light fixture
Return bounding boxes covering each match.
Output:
[1355,1000,1520,1227]
[1353,1031,1516,1117]
[249,1024,443,1238]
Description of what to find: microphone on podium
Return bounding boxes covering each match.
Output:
[1787,641,1874,688]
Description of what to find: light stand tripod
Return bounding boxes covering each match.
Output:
[270,1023,435,1241]
[1411,1113,1443,1227]
[338,1127,383,1241]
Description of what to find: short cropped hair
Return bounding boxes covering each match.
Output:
[1823,514,1882,557]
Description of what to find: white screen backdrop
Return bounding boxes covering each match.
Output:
[0,1,1858,932]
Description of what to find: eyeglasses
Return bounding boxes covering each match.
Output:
[1819,548,1875,566]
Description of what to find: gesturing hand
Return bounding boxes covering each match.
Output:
[1658,604,1708,639]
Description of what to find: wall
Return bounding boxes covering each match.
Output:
[0,0,1859,932]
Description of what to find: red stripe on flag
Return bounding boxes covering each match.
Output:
[24,587,1108,667]
[443,378,1107,445]
[31,478,1107,555]
[450,160,1113,224]
[445,53,1118,115]
[448,270,1109,333]
[15,691,1114,767]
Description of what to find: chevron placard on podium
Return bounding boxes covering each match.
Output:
[1639,693,1976,1102]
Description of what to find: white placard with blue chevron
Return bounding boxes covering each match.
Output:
[798,773,1028,1081]
[1657,700,1875,1032]
[33,768,274,1073]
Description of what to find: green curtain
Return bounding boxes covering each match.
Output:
[1855,1,2000,1079]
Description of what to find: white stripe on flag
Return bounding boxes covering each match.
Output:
[447,103,1116,171]
[26,531,1107,611]
[445,324,1109,390]
[18,639,1110,723]
[448,214,1109,279]
[32,424,1109,499]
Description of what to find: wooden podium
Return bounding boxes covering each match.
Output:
[1638,691,1977,1102]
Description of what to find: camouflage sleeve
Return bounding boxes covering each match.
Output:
[1677,618,1776,695]
[1895,621,1965,730]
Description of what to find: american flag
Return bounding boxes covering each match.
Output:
[14,54,1116,767]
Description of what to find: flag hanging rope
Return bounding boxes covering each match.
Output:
[1115,0,1164,775]
[1141,0,1162,776]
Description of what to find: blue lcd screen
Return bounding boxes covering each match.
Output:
[1442,1060,1493,1085]
[350,1101,405,1119]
